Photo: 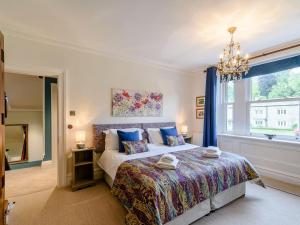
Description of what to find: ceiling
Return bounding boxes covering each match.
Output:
[5,73,43,110]
[1,0,300,72]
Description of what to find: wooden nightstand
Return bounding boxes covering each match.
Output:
[183,136,192,144]
[72,147,96,191]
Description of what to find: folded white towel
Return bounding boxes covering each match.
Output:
[157,158,179,170]
[202,148,222,158]
[160,154,177,164]
[207,146,220,153]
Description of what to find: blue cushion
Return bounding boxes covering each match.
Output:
[117,130,140,152]
[160,127,178,145]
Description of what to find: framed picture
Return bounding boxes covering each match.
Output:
[112,88,163,117]
[196,108,204,119]
[196,96,205,107]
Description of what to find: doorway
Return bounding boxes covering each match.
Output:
[4,72,58,197]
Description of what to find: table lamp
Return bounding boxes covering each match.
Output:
[181,125,188,137]
[75,130,86,149]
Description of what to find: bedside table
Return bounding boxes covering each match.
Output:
[72,147,96,191]
[183,136,192,144]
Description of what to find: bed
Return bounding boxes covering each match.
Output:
[93,122,263,225]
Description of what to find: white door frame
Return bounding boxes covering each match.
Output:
[5,65,68,187]
[50,83,58,165]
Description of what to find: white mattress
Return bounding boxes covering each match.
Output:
[98,143,200,181]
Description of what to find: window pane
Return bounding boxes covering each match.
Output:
[250,101,300,136]
[227,104,233,131]
[251,67,300,101]
[226,81,234,103]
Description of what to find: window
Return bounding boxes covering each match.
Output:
[249,68,300,137]
[225,81,234,132]
[277,109,287,115]
[221,65,300,140]
[255,120,264,126]
[277,121,287,127]
[227,105,233,131]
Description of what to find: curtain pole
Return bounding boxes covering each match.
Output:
[249,43,300,60]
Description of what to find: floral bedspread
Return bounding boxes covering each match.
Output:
[111,148,263,225]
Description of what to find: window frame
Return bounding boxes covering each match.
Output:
[221,69,300,142]
[221,81,235,133]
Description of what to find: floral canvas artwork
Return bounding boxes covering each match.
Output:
[112,89,163,117]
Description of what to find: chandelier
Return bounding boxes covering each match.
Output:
[217,27,249,82]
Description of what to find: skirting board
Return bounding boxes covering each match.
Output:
[256,166,300,186]
[10,160,42,170]
[42,160,54,166]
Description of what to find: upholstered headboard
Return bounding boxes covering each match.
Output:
[93,122,176,153]
[142,122,176,141]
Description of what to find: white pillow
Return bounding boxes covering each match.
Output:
[104,128,144,150]
[147,128,163,144]
[147,127,174,145]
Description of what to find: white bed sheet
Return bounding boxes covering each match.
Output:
[97,143,200,181]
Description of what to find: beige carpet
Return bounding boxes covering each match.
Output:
[8,184,126,225]
[193,183,300,225]
[6,164,57,198]
[7,181,300,225]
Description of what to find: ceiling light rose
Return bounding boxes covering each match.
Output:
[217,27,249,82]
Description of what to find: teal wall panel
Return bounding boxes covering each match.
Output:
[44,77,57,161]
[10,160,42,170]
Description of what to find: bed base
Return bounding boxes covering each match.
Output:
[104,173,114,188]
[210,182,246,210]
[165,199,210,225]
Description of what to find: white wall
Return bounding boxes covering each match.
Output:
[4,34,196,175]
[6,111,44,162]
[5,73,43,110]
[191,72,206,145]
[67,56,194,147]
[218,135,300,186]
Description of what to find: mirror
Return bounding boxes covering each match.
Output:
[5,124,28,163]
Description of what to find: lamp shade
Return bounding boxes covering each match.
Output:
[181,125,188,134]
[75,130,86,143]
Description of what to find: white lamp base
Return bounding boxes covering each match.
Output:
[181,133,188,137]
[76,143,86,149]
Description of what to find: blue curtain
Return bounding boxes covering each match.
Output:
[203,66,217,147]
[243,55,300,79]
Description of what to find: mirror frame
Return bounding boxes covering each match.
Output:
[5,124,29,163]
